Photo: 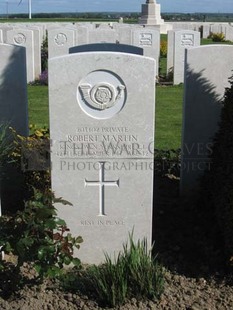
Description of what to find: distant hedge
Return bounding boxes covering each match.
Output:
[201,74,233,267]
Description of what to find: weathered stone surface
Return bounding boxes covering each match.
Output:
[49,52,155,264]
[181,45,233,194]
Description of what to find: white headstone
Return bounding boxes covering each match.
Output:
[88,29,117,43]
[132,28,160,76]
[6,29,35,83]
[27,27,41,78]
[48,28,75,58]
[0,43,28,135]
[173,30,200,85]
[181,45,233,194]
[76,26,89,45]
[167,30,174,76]
[49,52,155,264]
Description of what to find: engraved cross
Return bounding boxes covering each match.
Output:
[85,162,119,216]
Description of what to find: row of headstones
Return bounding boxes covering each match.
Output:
[1,41,233,263]
[0,24,43,83]
[0,22,161,78]
[170,22,233,41]
[166,29,201,84]
[47,23,161,76]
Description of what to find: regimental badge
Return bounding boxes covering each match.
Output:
[79,82,126,110]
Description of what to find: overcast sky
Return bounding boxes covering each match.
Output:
[0,0,233,14]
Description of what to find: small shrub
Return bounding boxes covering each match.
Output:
[208,32,225,42]
[9,126,50,193]
[0,188,83,280]
[160,40,167,57]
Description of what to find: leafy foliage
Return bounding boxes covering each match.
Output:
[0,188,83,280]
[9,125,50,193]
[208,32,225,42]
[160,40,167,58]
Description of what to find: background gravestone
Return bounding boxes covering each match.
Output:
[48,28,75,58]
[0,43,28,214]
[132,28,160,76]
[6,29,35,83]
[181,45,233,194]
[49,52,155,264]
[173,30,200,85]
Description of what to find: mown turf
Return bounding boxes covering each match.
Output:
[27,85,49,129]
[155,85,183,150]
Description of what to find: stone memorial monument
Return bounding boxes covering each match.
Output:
[49,51,155,264]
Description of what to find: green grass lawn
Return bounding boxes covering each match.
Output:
[27,84,183,150]
[28,85,49,129]
[155,85,183,149]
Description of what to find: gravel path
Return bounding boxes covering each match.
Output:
[0,176,232,309]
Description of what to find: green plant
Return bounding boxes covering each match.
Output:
[0,188,83,280]
[41,32,48,72]
[0,123,12,170]
[87,233,164,307]
[160,40,167,57]
[9,126,50,193]
[208,32,225,42]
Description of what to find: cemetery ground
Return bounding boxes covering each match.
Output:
[1,83,232,309]
[1,31,233,309]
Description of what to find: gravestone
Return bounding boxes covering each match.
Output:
[76,26,89,45]
[173,30,200,84]
[202,24,210,38]
[88,29,117,43]
[167,30,174,76]
[181,45,233,194]
[48,28,75,58]
[6,29,35,83]
[0,43,28,135]
[0,43,28,214]
[27,27,41,78]
[132,28,160,76]
[49,52,155,264]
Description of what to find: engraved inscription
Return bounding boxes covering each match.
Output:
[181,34,194,46]
[54,33,67,46]
[79,82,125,110]
[85,162,119,216]
[13,33,26,45]
[139,33,152,46]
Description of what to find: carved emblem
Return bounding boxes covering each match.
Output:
[13,33,26,45]
[139,33,152,46]
[181,34,194,46]
[54,33,67,46]
[79,82,125,110]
